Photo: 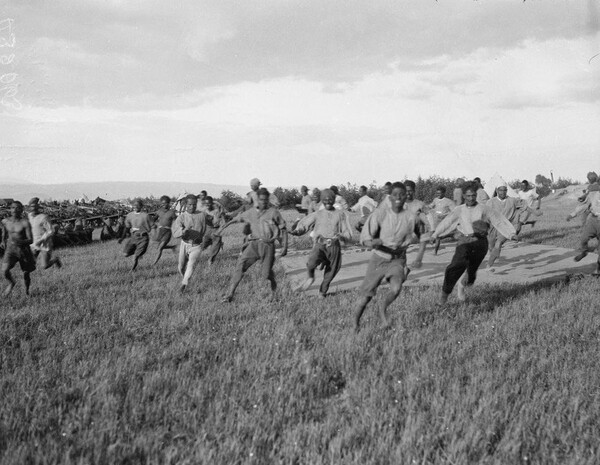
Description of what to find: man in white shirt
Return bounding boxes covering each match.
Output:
[351,185,378,232]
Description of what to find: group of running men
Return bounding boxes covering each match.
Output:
[2,174,599,333]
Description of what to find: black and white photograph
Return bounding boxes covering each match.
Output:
[1,1,599,463]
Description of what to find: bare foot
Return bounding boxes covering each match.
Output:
[297,277,314,292]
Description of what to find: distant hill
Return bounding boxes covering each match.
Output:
[0,182,250,202]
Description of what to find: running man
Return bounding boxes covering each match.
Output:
[351,185,378,232]
[518,180,542,228]
[354,182,416,333]
[121,199,153,271]
[28,198,62,270]
[200,195,227,266]
[567,187,600,276]
[426,185,456,255]
[219,188,288,303]
[152,195,177,265]
[486,184,523,268]
[2,201,35,296]
[295,185,312,215]
[290,189,353,298]
[173,194,209,292]
[404,180,429,269]
[431,182,518,305]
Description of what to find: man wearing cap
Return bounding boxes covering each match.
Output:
[567,183,600,275]
[486,184,522,268]
[28,198,62,270]
[247,178,280,209]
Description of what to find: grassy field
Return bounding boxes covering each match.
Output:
[1,190,599,464]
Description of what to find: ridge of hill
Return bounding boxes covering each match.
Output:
[0,181,250,202]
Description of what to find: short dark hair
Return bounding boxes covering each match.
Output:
[200,190,208,196]
[257,187,270,197]
[185,194,197,202]
[462,181,479,194]
[205,196,214,202]
[11,200,23,208]
[391,181,406,191]
[404,180,416,190]
[436,185,447,195]
[160,195,170,202]
[384,181,392,187]
[521,180,529,186]
[301,185,308,191]
[329,185,339,195]
[359,185,367,191]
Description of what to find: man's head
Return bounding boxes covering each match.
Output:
[199,190,208,201]
[390,182,407,212]
[133,199,143,212]
[311,188,320,202]
[359,185,368,196]
[28,198,40,215]
[587,172,598,184]
[383,182,392,195]
[204,196,214,210]
[257,188,270,210]
[521,180,530,191]
[404,180,416,201]
[320,189,335,210]
[10,201,24,218]
[329,185,339,196]
[473,177,483,187]
[436,186,446,199]
[496,184,508,200]
[160,195,171,208]
[301,185,308,195]
[250,178,261,191]
[463,183,478,206]
[185,194,198,214]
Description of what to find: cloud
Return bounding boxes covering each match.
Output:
[4,0,597,110]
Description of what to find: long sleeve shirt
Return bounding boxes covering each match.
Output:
[28,213,54,251]
[351,195,378,215]
[125,211,153,234]
[231,207,286,242]
[427,197,456,217]
[295,209,353,241]
[300,194,312,211]
[487,196,522,224]
[433,203,516,240]
[360,207,416,256]
[569,191,600,218]
[173,211,208,243]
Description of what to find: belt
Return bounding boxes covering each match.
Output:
[316,237,339,247]
[158,225,171,229]
[133,231,148,237]
[375,245,406,259]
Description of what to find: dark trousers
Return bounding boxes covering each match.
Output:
[306,241,342,294]
[201,229,223,263]
[442,236,488,294]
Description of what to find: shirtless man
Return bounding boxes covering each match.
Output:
[2,201,35,296]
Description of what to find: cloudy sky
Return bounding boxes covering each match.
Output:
[1,0,599,189]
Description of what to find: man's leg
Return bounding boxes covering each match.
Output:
[207,233,223,265]
[181,245,202,291]
[223,242,259,302]
[354,296,372,333]
[319,243,342,297]
[259,242,277,295]
[575,217,596,261]
[300,245,322,291]
[462,239,488,300]
[178,243,189,277]
[440,243,470,303]
[132,236,149,271]
[378,273,404,328]
[23,271,31,295]
[2,262,15,296]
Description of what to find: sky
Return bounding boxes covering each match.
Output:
[1,0,599,190]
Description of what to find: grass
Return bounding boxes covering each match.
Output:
[1,201,600,464]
